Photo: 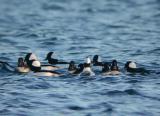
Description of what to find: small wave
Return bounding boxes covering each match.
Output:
[0,38,17,45]
[0,109,11,115]
[106,89,140,96]
[124,89,140,95]
[125,79,140,83]
[68,105,85,111]
[42,3,66,11]
[26,82,52,89]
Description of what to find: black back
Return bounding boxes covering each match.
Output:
[102,62,110,72]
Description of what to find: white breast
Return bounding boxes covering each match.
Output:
[16,67,30,73]
[81,67,95,76]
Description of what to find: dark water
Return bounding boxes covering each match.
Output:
[0,0,160,115]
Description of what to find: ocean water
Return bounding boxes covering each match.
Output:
[0,0,160,115]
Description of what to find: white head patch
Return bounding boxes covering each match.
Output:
[97,56,102,62]
[29,53,38,60]
[86,57,91,64]
[129,62,137,68]
[32,60,41,67]
[51,52,55,59]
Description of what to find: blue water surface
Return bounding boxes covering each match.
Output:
[0,0,160,116]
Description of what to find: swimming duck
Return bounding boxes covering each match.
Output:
[45,52,69,64]
[25,53,60,71]
[68,62,84,75]
[80,57,95,76]
[125,61,149,74]
[15,57,30,73]
[0,58,30,73]
[29,60,62,77]
[109,60,120,75]
[92,55,104,66]
[68,61,77,74]
[73,63,84,75]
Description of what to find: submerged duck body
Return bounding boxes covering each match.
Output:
[45,52,69,65]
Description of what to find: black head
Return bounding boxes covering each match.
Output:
[45,52,54,60]
[24,53,32,62]
[111,60,119,71]
[93,55,98,63]
[78,63,84,71]
[125,61,131,69]
[125,61,137,69]
[102,62,110,72]
[24,53,37,66]
[68,61,76,71]
[18,57,25,67]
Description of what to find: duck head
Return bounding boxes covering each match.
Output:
[125,61,137,69]
[68,61,77,71]
[111,60,119,71]
[17,57,25,67]
[93,55,102,63]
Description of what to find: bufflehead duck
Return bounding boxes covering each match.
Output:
[25,53,60,71]
[73,63,84,75]
[68,61,77,74]
[45,52,69,64]
[15,57,30,73]
[80,57,95,76]
[0,58,30,73]
[68,62,84,75]
[125,61,149,74]
[29,60,62,77]
[109,60,120,75]
[92,55,103,66]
